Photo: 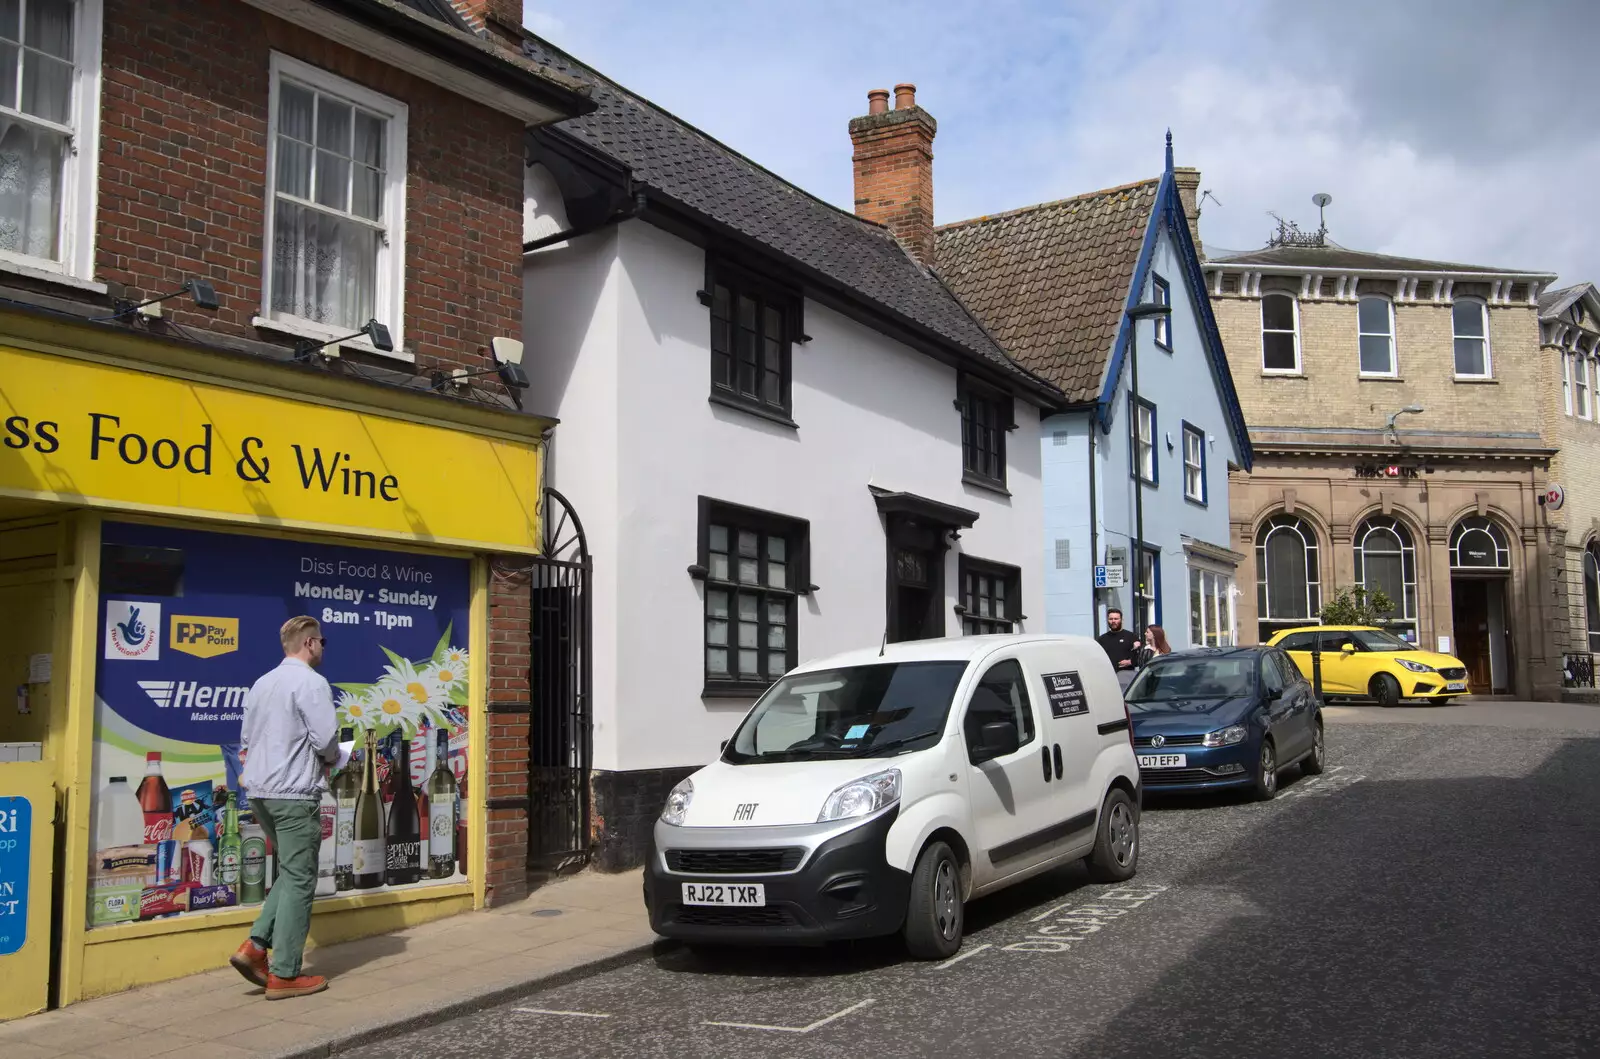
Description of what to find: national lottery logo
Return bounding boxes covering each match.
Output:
[104,600,162,661]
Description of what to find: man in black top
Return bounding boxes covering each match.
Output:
[1097,608,1142,674]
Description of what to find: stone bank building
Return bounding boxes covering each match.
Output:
[1204,234,1565,699]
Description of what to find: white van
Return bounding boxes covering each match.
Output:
[642,634,1141,958]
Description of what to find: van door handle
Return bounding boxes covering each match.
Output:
[1041,746,1052,782]
[1052,743,1063,780]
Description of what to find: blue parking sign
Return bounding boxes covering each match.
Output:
[0,796,29,956]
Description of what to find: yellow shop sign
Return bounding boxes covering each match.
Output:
[0,346,541,552]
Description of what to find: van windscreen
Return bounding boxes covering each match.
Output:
[723,661,968,764]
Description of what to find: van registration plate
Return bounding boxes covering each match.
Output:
[682,882,766,907]
[1138,753,1188,769]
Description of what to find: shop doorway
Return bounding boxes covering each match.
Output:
[525,488,592,877]
[1451,577,1511,694]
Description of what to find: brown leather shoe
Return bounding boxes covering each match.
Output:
[265,973,328,1000]
[229,940,269,988]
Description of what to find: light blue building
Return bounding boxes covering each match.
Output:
[939,139,1254,646]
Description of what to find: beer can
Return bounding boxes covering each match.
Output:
[183,838,213,886]
[155,839,183,885]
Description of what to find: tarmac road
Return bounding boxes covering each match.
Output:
[347,715,1600,1059]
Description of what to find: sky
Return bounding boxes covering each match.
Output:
[524,0,1593,287]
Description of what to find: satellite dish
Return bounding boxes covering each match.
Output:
[1312,193,1332,207]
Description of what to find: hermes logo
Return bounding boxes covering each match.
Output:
[732,803,758,822]
[170,616,240,658]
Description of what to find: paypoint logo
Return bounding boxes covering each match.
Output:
[169,615,240,659]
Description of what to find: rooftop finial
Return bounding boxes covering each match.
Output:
[1164,129,1173,172]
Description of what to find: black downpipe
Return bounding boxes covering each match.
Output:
[1088,422,1099,637]
[1130,320,1145,624]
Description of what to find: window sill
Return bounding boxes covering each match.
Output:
[251,314,413,363]
[1453,375,1497,384]
[1184,495,1209,509]
[1260,370,1306,379]
[708,390,798,429]
[702,682,772,700]
[962,471,1011,497]
[1358,374,1403,382]
[0,257,109,295]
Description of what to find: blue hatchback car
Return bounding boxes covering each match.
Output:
[1126,646,1324,800]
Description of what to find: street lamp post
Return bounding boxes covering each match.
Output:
[1125,300,1172,633]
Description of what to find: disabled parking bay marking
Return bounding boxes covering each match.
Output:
[703,998,877,1034]
[1277,764,1366,800]
[512,1008,614,1019]
[998,883,1172,953]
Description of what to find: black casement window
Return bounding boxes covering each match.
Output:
[694,497,809,697]
[704,260,798,423]
[958,377,1011,489]
[958,555,1022,635]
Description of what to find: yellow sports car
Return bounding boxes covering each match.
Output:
[1264,626,1470,706]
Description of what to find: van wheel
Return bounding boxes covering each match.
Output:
[1085,788,1139,882]
[902,841,962,960]
[1370,673,1401,707]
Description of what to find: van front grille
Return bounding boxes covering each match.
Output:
[665,847,804,874]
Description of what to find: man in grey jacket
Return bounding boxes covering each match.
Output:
[229,615,340,999]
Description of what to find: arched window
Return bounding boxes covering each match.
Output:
[1354,516,1417,640]
[1584,543,1600,653]
[1450,516,1510,570]
[1261,293,1300,373]
[1357,296,1396,376]
[1452,298,1491,378]
[1256,514,1320,641]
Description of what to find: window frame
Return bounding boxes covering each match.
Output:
[1130,395,1157,485]
[694,496,810,698]
[1135,546,1161,630]
[1260,292,1302,374]
[1584,542,1600,653]
[957,554,1022,635]
[703,256,799,425]
[1256,514,1322,641]
[963,658,1037,763]
[1151,273,1172,351]
[1356,294,1398,377]
[1451,297,1492,379]
[1188,565,1235,648]
[1353,515,1417,640]
[0,0,103,285]
[1180,421,1206,505]
[260,52,409,360]
[957,374,1012,491]
[1574,350,1593,421]
[1449,515,1510,570]
[1564,349,1575,416]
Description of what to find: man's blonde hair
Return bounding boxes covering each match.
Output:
[280,615,321,653]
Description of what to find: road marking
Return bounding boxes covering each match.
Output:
[1280,764,1366,800]
[704,998,876,1034]
[934,943,991,969]
[512,1008,613,1019]
[1005,883,1170,952]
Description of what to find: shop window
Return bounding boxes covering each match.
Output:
[1261,293,1301,373]
[1354,515,1417,641]
[1182,422,1206,503]
[1357,296,1396,376]
[958,376,1011,489]
[1449,515,1510,569]
[100,543,186,597]
[1188,566,1235,647]
[958,555,1021,635]
[698,497,808,696]
[1585,543,1600,653]
[0,0,102,282]
[263,53,408,359]
[1573,352,1593,420]
[1130,396,1157,484]
[1151,273,1171,350]
[705,259,797,423]
[1256,514,1321,642]
[1452,298,1491,378]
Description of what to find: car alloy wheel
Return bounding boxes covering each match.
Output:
[1256,740,1277,800]
[1107,799,1137,868]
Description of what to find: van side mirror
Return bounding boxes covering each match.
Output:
[972,720,1020,763]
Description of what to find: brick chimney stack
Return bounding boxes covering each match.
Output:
[1173,166,1203,253]
[451,0,522,47]
[849,83,937,266]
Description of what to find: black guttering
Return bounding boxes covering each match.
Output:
[318,0,597,120]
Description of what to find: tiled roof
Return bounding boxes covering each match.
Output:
[934,180,1159,403]
[1538,282,1592,318]
[516,37,1060,399]
[1205,243,1547,276]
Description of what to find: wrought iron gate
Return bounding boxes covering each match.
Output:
[526,487,593,875]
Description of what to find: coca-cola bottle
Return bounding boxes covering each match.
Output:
[136,751,172,844]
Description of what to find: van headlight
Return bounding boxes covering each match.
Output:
[818,768,901,823]
[1397,659,1434,674]
[1203,725,1247,748]
[661,777,693,826]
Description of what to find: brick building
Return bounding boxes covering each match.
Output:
[1538,283,1600,701]
[1203,229,1565,700]
[0,0,594,1011]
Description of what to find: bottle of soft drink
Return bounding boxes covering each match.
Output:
[135,751,172,844]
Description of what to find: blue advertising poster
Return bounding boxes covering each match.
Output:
[0,796,29,956]
[89,521,472,929]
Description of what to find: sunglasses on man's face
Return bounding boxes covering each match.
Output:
[309,637,328,648]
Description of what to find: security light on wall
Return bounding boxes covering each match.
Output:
[96,278,220,322]
[294,319,393,363]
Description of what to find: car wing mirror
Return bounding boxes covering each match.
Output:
[1266,686,1284,701]
[719,739,728,752]
[972,720,1020,762]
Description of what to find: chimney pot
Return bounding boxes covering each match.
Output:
[893,83,916,109]
[849,84,937,266]
[867,88,889,115]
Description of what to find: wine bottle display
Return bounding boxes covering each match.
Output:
[333,726,359,891]
[352,728,386,889]
[427,728,458,878]
[385,734,423,884]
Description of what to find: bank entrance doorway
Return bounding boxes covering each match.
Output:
[1449,516,1514,695]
